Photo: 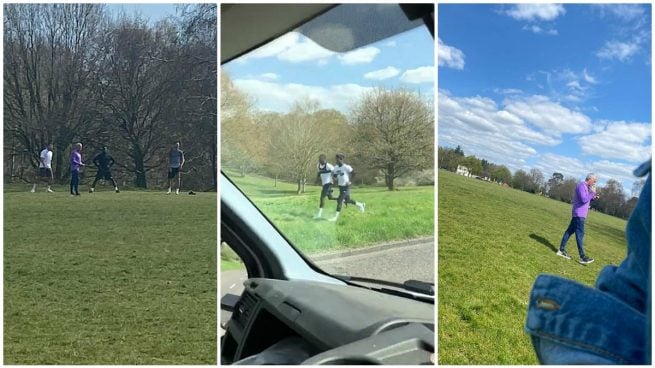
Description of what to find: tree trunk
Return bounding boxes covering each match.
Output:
[132,144,147,188]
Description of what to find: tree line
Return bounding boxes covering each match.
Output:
[221,73,434,192]
[4,4,217,190]
[439,145,643,219]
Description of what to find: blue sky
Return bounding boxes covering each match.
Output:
[223,17,434,114]
[105,3,180,24]
[438,4,651,193]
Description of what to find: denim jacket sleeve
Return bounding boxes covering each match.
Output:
[525,160,651,365]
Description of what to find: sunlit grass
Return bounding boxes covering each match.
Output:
[4,188,217,364]
[438,170,627,364]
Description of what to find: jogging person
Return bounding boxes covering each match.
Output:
[313,153,337,219]
[167,142,185,194]
[328,153,365,222]
[31,143,54,193]
[557,173,599,264]
[70,142,85,197]
[90,146,119,193]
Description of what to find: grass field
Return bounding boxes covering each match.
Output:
[224,170,434,255]
[438,170,628,364]
[4,184,217,364]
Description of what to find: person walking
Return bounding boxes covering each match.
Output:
[70,142,85,197]
[90,146,120,193]
[31,143,54,193]
[556,173,599,264]
[328,153,365,222]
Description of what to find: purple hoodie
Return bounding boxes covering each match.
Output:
[70,150,83,172]
[572,181,596,218]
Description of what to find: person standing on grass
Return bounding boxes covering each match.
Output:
[70,142,85,197]
[313,153,337,219]
[31,143,54,193]
[90,146,119,193]
[328,153,365,222]
[167,142,185,195]
[556,173,599,264]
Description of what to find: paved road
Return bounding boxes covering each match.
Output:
[220,239,434,333]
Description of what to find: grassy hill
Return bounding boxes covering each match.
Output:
[438,170,628,364]
[4,187,217,364]
[224,169,434,254]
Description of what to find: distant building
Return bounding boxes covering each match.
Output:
[456,165,470,177]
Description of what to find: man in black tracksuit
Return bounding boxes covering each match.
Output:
[90,146,120,193]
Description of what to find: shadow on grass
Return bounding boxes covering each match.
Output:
[529,233,558,253]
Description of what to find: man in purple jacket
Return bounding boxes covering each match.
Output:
[557,173,599,264]
[70,142,85,196]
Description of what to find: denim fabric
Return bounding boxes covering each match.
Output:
[526,160,651,364]
[560,217,586,258]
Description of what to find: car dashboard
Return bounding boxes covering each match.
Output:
[221,278,434,365]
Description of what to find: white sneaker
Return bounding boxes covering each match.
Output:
[30,189,35,193]
[47,188,54,193]
[556,250,571,260]
[313,214,322,219]
[357,202,366,213]
[328,216,338,222]
[175,189,179,195]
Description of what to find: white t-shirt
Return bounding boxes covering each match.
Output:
[333,163,353,186]
[39,148,53,169]
[318,162,334,185]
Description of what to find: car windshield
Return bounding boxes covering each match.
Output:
[221,4,434,286]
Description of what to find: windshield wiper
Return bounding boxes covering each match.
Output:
[332,275,434,299]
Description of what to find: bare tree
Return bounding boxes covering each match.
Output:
[351,88,433,190]
[4,4,106,181]
[96,17,178,188]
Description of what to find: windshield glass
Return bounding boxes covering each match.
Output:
[221,3,434,285]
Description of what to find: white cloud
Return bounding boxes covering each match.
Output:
[241,32,335,64]
[505,4,566,22]
[596,40,640,62]
[533,153,586,181]
[503,95,592,135]
[400,66,435,84]
[364,66,401,81]
[578,121,651,163]
[337,46,380,65]
[595,4,646,22]
[534,154,640,190]
[582,69,597,84]
[232,78,374,113]
[438,38,465,70]
[523,25,558,35]
[260,73,279,81]
[438,90,570,170]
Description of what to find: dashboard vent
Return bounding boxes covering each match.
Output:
[236,292,258,327]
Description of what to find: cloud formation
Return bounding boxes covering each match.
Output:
[438,38,465,70]
[401,66,435,84]
[505,4,566,22]
[364,66,401,80]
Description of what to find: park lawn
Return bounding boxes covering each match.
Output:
[438,170,628,364]
[4,188,217,364]
[224,170,434,254]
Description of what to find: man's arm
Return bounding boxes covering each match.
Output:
[93,154,100,167]
[577,183,596,203]
[180,151,185,168]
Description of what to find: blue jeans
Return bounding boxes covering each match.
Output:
[70,169,80,194]
[560,217,586,258]
[526,160,651,364]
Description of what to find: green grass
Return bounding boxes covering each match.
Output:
[4,185,217,364]
[438,170,628,364]
[225,170,434,254]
